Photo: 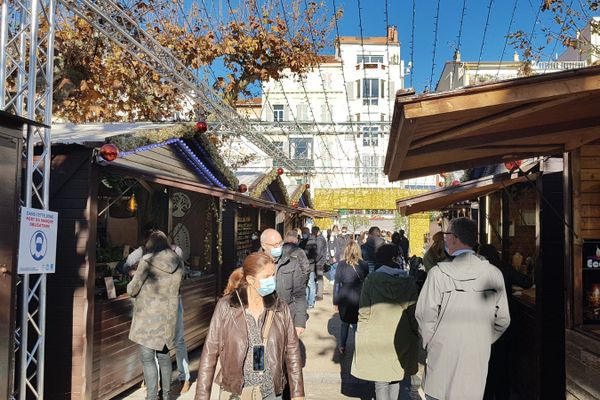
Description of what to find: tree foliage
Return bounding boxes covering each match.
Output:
[508,1,600,66]
[52,0,334,122]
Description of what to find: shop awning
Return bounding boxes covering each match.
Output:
[384,65,600,181]
[298,208,338,219]
[397,172,536,216]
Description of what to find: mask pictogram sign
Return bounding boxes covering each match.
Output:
[18,207,58,274]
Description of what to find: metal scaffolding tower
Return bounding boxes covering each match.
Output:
[0,0,56,399]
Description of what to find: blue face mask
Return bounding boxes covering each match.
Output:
[270,246,283,259]
[302,233,309,240]
[257,276,276,296]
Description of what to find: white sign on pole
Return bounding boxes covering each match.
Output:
[17,207,58,274]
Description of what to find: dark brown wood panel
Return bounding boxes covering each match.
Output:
[91,275,217,399]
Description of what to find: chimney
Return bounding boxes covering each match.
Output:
[513,51,520,62]
[454,49,461,62]
[387,25,398,43]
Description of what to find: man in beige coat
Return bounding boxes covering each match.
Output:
[415,218,510,400]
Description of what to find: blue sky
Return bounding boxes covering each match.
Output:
[189,0,595,94]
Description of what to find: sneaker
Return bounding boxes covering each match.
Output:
[180,380,190,394]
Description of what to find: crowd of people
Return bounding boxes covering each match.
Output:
[124,218,530,400]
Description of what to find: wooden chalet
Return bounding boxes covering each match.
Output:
[385,66,600,399]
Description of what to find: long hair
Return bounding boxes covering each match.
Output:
[145,230,170,254]
[224,252,274,296]
[429,231,446,259]
[343,240,362,267]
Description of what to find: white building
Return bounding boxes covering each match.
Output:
[236,26,436,191]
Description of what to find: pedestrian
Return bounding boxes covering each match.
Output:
[361,226,384,273]
[422,231,447,272]
[415,218,511,400]
[277,230,311,336]
[478,244,532,400]
[304,226,327,302]
[194,252,305,400]
[332,240,369,354]
[127,230,184,400]
[298,227,310,250]
[351,244,420,400]
[398,229,410,259]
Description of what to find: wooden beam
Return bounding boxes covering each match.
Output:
[411,95,590,149]
[386,114,415,181]
[401,68,600,119]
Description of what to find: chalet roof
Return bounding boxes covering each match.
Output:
[384,65,600,181]
[396,172,536,216]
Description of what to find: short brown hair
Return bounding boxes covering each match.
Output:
[449,217,478,247]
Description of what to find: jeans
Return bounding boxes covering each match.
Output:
[175,296,190,382]
[315,273,324,299]
[306,271,316,307]
[140,345,171,400]
[339,321,356,348]
[374,381,400,400]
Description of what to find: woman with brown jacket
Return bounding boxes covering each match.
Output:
[195,252,304,400]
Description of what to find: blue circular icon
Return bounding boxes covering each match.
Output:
[30,230,47,261]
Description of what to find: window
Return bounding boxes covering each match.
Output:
[362,127,379,146]
[296,104,309,122]
[289,138,312,160]
[361,155,379,184]
[357,55,384,63]
[273,104,284,122]
[362,79,379,105]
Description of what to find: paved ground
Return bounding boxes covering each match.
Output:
[115,281,425,399]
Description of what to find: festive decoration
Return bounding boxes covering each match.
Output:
[246,169,290,205]
[305,183,310,189]
[106,123,238,189]
[288,185,314,209]
[504,160,523,172]
[291,201,298,208]
[451,180,460,186]
[276,167,284,175]
[195,121,208,133]
[99,143,119,161]
[239,184,248,193]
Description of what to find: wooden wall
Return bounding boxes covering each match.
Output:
[91,276,216,399]
[45,146,97,399]
[566,144,600,399]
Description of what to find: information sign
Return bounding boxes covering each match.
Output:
[17,207,58,274]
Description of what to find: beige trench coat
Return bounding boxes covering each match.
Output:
[415,252,510,400]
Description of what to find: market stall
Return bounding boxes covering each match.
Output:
[384,66,600,399]
[43,123,240,399]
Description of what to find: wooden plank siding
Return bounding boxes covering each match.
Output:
[566,143,600,400]
[45,147,97,400]
[91,276,217,399]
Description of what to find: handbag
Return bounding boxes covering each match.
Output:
[218,291,275,400]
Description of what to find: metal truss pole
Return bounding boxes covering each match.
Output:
[1,1,56,399]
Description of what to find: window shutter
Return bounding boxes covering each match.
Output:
[346,81,354,100]
[388,81,396,98]
[356,80,361,99]
[381,80,386,98]
[320,104,327,122]
[284,106,290,122]
[355,157,360,177]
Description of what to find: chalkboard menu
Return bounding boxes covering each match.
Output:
[583,241,600,323]
[236,216,254,266]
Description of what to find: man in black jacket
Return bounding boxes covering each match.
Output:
[277,230,311,335]
[305,226,328,301]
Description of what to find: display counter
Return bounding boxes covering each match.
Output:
[91,275,217,399]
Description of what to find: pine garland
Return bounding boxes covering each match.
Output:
[248,170,291,205]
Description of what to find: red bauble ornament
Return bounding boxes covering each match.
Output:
[291,201,298,208]
[451,180,460,186]
[195,121,208,133]
[276,167,284,175]
[238,184,248,193]
[504,160,522,172]
[99,144,119,161]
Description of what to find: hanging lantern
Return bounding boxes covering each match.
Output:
[99,144,119,162]
[195,121,208,133]
[238,184,248,193]
[504,160,523,172]
[276,167,284,175]
[291,201,298,208]
[127,193,138,213]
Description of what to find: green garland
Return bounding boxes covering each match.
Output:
[289,185,313,208]
[248,170,291,205]
[107,123,239,189]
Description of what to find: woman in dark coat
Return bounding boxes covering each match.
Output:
[333,240,369,354]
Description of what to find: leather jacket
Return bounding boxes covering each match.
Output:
[195,289,304,400]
